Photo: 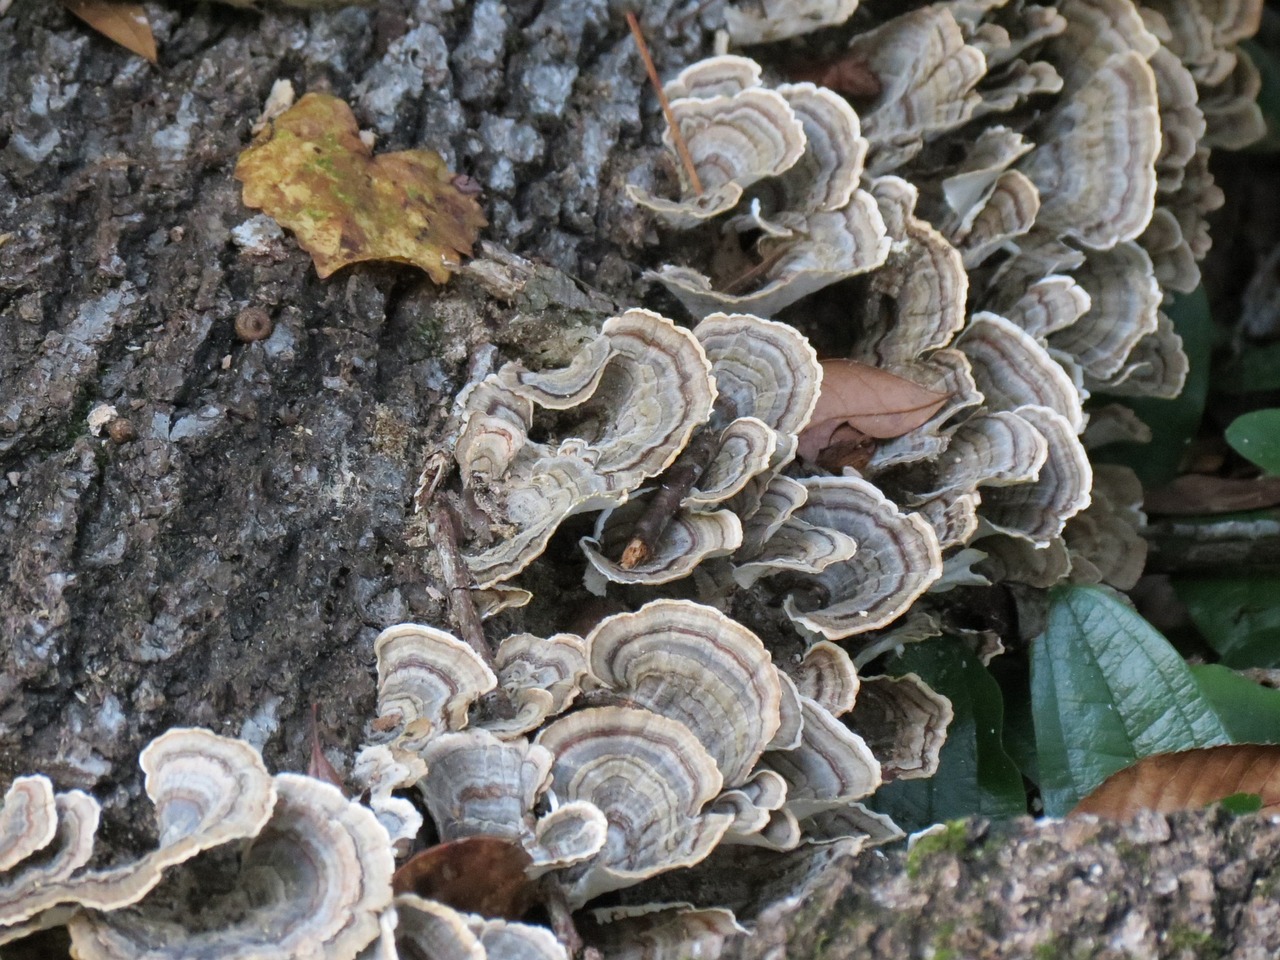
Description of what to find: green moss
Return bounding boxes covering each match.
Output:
[928,920,958,960]
[906,820,970,879]
[1032,938,1060,960]
[413,314,441,350]
[810,928,831,958]
[56,391,98,448]
[1165,925,1223,958]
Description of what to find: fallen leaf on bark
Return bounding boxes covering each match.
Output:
[61,0,156,63]
[1142,475,1280,515]
[392,835,537,919]
[797,359,948,464]
[234,92,487,282]
[1072,744,1280,818]
[307,703,344,791]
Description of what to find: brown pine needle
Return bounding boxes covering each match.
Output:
[626,10,704,197]
[721,243,796,295]
[425,498,497,673]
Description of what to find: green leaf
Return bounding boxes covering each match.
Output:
[870,639,1025,831]
[1191,664,1280,743]
[1174,577,1280,668]
[1226,409,1280,474]
[989,654,1039,785]
[1217,793,1263,815]
[1031,585,1230,816]
[1216,341,1280,395]
[1242,39,1280,153]
[1094,286,1213,486]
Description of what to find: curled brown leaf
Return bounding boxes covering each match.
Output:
[814,423,876,472]
[797,359,949,464]
[307,703,344,791]
[1143,475,1280,515]
[787,54,882,99]
[1072,744,1280,818]
[392,835,537,920]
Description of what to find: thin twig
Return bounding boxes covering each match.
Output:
[543,879,599,960]
[720,242,796,296]
[1143,515,1280,574]
[620,426,724,569]
[414,451,450,513]
[626,10,704,197]
[426,497,498,672]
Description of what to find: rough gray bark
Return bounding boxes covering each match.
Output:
[724,810,1280,960]
[0,0,699,839]
[4,4,1280,960]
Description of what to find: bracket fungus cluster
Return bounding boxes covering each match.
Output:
[451,0,1265,647]
[455,306,953,646]
[0,603,936,959]
[353,599,933,954]
[0,603,928,958]
[425,6,1261,949]
[1,729,393,960]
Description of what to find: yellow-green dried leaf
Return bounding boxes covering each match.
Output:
[234,92,486,283]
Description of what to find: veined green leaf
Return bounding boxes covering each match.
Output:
[1175,576,1280,668]
[1031,585,1229,816]
[1226,409,1280,475]
[1191,664,1280,744]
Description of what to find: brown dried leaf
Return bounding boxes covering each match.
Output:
[787,54,882,100]
[797,359,949,463]
[234,92,486,282]
[307,704,344,791]
[392,836,537,920]
[1072,745,1280,818]
[61,0,156,63]
[815,423,876,472]
[1143,475,1280,515]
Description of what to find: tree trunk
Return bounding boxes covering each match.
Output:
[0,0,686,841]
[4,5,1279,960]
[725,810,1280,960]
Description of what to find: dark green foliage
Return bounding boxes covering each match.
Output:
[872,639,1024,832]
[1030,586,1229,816]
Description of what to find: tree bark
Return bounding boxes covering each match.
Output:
[0,0,683,840]
[723,810,1280,960]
